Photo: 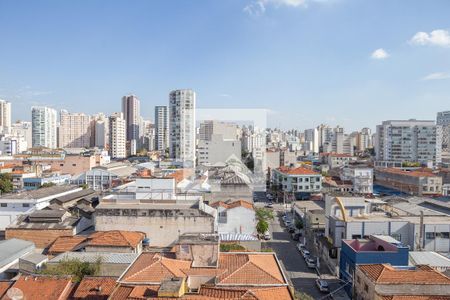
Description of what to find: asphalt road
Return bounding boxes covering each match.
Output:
[258,203,343,299]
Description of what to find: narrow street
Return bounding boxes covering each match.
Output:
[258,203,342,299]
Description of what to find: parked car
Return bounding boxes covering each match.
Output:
[315,279,329,293]
[263,231,271,240]
[287,225,296,233]
[306,257,316,268]
[300,248,310,259]
[296,243,306,251]
[283,219,292,227]
[291,231,301,241]
[266,193,273,200]
[265,202,274,208]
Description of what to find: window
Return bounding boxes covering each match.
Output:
[218,211,227,223]
[426,232,435,239]
[352,234,362,239]
[0,203,6,207]
[364,284,368,293]
[22,203,30,208]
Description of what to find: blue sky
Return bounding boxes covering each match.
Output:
[1,0,450,131]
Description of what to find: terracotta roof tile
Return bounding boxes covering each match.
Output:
[88,231,145,248]
[2,275,73,300]
[71,276,117,300]
[47,236,87,255]
[210,200,254,210]
[218,253,286,285]
[119,253,191,284]
[359,264,450,285]
[277,166,319,176]
[0,282,12,298]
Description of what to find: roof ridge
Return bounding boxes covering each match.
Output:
[219,255,251,283]
[117,230,132,247]
[125,253,161,281]
[241,289,258,299]
[248,261,284,284]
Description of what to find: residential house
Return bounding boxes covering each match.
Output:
[354,264,450,300]
[210,200,256,235]
[271,166,322,194]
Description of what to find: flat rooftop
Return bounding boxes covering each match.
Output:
[342,213,450,224]
[0,185,80,200]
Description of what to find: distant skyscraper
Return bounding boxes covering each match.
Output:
[32,106,57,149]
[93,113,109,149]
[375,119,441,165]
[169,89,196,165]
[11,121,32,149]
[0,100,11,134]
[198,120,239,141]
[122,94,141,155]
[58,110,92,148]
[154,106,169,151]
[109,112,126,159]
[437,111,450,161]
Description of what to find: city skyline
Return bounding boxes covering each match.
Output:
[1,0,449,131]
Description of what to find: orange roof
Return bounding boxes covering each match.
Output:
[358,264,450,285]
[217,253,286,285]
[198,286,292,300]
[88,231,145,248]
[210,200,254,210]
[47,236,87,255]
[2,275,73,300]
[379,168,438,178]
[165,169,193,183]
[119,253,192,283]
[277,166,319,176]
[109,285,293,300]
[0,281,12,298]
[71,276,117,300]
[381,296,450,300]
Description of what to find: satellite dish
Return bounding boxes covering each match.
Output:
[7,287,24,300]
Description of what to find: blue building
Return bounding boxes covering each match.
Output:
[339,235,409,298]
[23,174,72,190]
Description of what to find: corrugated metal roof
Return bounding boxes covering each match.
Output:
[219,233,258,241]
[0,239,35,268]
[409,251,450,268]
[49,252,138,264]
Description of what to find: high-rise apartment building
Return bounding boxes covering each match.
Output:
[169,89,196,166]
[109,112,126,159]
[92,113,109,149]
[122,94,141,155]
[31,106,57,149]
[154,105,169,151]
[58,110,92,148]
[0,100,11,134]
[437,111,450,161]
[375,119,441,165]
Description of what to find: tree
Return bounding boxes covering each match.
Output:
[0,173,13,194]
[220,243,246,252]
[40,258,101,282]
[295,219,304,230]
[256,219,269,235]
[255,208,274,222]
[41,182,56,188]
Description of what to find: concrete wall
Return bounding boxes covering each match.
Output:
[217,206,256,235]
[95,214,215,247]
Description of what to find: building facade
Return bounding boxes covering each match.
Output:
[375,119,441,165]
[58,110,92,149]
[31,106,57,149]
[122,94,141,155]
[0,100,11,134]
[169,89,196,166]
[108,112,126,159]
[155,105,169,151]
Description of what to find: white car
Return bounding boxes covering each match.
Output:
[301,249,310,259]
[263,231,271,240]
[315,279,329,293]
[296,243,305,252]
[306,257,316,268]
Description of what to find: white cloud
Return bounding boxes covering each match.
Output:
[371,48,389,60]
[243,0,327,16]
[409,29,450,47]
[422,72,450,81]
